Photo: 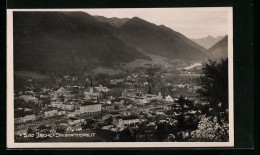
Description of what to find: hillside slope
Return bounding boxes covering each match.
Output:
[117,17,208,61]
[14,12,150,72]
[208,36,228,59]
[191,35,225,49]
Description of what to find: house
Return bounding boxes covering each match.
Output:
[125,104,133,109]
[136,97,149,105]
[24,108,33,112]
[121,112,131,116]
[50,101,63,108]
[122,89,137,97]
[72,126,82,132]
[131,73,139,78]
[56,87,68,96]
[102,105,114,112]
[94,85,110,92]
[44,110,58,117]
[144,94,160,100]
[42,87,49,92]
[67,117,84,126]
[14,128,28,136]
[193,85,201,91]
[19,95,38,104]
[101,125,114,130]
[106,100,112,104]
[109,78,124,85]
[35,92,50,99]
[116,116,140,127]
[66,126,82,133]
[24,114,36,122]
[147,121,156,126]
[62,103,75,111]
[142,82,149,86]
[126,76,131,80]
[175,84,189,88]
[15,114,37,123]
[125,82,133,86]
[165,95,174,102]
[72,75,77,81]
[58,110,66,116]
[155,111,165,115]
[79,102,101,114]
[63,75,71,80]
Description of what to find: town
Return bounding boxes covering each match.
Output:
[14,63,224,142]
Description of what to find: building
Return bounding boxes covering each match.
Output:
[67,117,85,126]
[50,101,63,108]
[102,105,114,112]
[15,128,28,136]
[116,116,140,127]
[84,87,100,100]
[15,114,36,123]
[35,92,50,99]
[44,110,58,117]
[56,87,68,97]
[66,126,82,133]
[62,103,75,111]
[79,102,101,114]
[122,89,137,97]
[109,78,124,85]
[94,85,110,92]
[19,95,38,104]
[165,95,174,102]
[175,84,189,88]
[58,111,66,116]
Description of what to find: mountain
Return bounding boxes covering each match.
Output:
[93,15,129,27]
[208,36,228,59]
[117,17,208,61]
[13,12,150,72]
[191,35,225,49]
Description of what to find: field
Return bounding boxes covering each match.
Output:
[90,67,119,75]
[15,71,49,80]
[122,53,171,69]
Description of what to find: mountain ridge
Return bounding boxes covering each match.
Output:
[14,12,150,72]
[14,11,211,72]
[191,35,225,49]
[208,35,228,59]
[117,16,208,60]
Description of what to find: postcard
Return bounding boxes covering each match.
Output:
[7,7,234,148]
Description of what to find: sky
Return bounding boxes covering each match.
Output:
[84,8,229,39]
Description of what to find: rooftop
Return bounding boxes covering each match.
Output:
[81,102,101,106]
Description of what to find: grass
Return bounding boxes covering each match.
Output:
[15,71,49,80]
[90,67,119,75]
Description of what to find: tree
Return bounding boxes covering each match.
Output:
[119,127,135,142]
[175,95,194,110]
[104,116,114,125]
[195,59,228,112]
[27,127,34,134]
[148,84,152,94]
[153,122,169,141]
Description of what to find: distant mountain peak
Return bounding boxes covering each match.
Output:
[206,35,215,39]
[14,12,150,72]
[159,24,167,28]
[93,15,129,27]
[191,35,225,49]
[208,35,228,59]
[131,16,142,20]
[124,16,150,25]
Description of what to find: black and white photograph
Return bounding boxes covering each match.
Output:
[7,8,233,148]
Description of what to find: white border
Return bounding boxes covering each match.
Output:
[6,8,234,148]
